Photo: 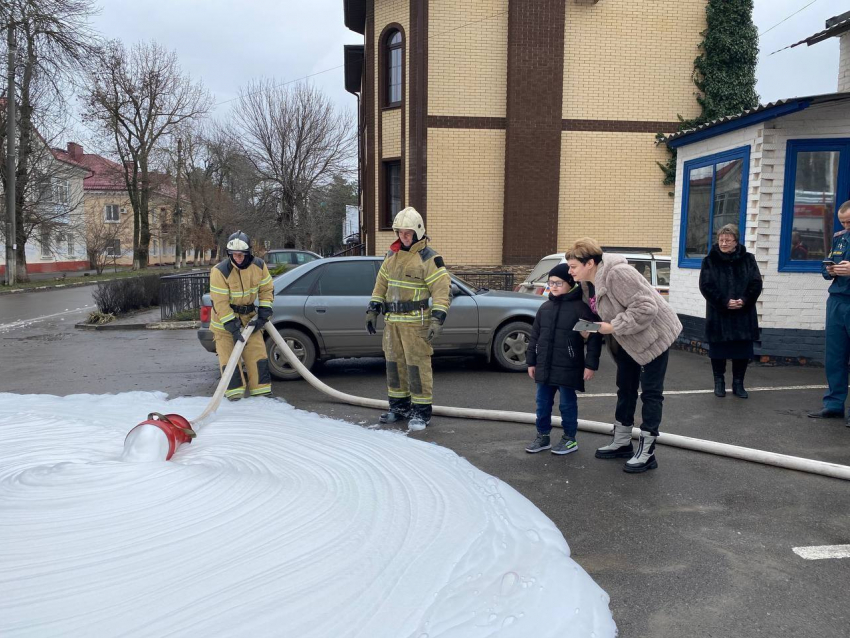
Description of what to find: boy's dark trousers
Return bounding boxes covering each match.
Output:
[535,383,578,438]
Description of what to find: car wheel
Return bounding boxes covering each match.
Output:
[266,327,317,381]
[492,321,532,372]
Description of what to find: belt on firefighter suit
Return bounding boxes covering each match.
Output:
[382,300,430,314]
[230,303,257,315]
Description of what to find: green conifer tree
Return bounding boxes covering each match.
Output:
[658,0,760,189]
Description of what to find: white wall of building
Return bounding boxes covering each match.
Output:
[669,101,850,332]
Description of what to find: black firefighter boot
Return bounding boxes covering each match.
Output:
[714,375,726,397]
[380,397,413,424]
[408,404,432,429]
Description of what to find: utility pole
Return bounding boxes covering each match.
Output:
[174,137,182,269]
[5,20,16,286]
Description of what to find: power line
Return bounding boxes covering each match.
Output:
[213,8,510,108]
[759,0,821,38]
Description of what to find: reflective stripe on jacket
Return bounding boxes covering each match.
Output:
[210,257,274,332]
[370,238,451,323]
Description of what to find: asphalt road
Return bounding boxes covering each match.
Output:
[1,289,849,637]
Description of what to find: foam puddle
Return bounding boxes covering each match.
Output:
[0,392,616,637]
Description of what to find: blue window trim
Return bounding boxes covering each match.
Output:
[678,146,751,269]
[779,138,850,273]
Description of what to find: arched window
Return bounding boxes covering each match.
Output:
[386,30,402,107]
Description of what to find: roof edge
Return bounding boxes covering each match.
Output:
[344,0,366,35]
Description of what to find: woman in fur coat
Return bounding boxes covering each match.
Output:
[698,224,763,399]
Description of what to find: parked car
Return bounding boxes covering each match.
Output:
[264,249,322,267]
[515,247,671,298]
[198,256,546,380]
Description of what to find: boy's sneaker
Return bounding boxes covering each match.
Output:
[551,435,578,455]
[525,434,551,453]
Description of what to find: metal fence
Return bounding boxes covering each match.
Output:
[327,242,366,257]
[453,271,515,291]
[159,271,210,321]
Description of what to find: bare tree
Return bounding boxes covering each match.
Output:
[0,0,100,280]
[232,80,355,249]
[82,40,211,269]
[85,205,128,274]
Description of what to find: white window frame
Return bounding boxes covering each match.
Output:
[106,238,121,257]
[105,204,120,223]
[40,228,51,258]
[53,179,70,205]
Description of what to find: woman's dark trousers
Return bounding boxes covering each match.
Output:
[613,345,669,437]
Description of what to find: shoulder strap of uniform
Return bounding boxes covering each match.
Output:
[215,259,233,277]
[252,257,266,268]
[834,229,847,238]
[419,246,437,261]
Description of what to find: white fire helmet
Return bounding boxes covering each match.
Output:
[391,207,425,241]
[226,231,251,255]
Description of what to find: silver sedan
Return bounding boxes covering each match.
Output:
[198,256,545,380]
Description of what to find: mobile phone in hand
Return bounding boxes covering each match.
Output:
[823,260,836,267]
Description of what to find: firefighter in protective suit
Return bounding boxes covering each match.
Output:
[366,207,451,428]
[210,231,274,401]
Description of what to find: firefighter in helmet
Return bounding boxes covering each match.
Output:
[366,207,451,428]
[209,231,274,400]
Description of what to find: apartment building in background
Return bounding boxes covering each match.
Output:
[343,0,708,266]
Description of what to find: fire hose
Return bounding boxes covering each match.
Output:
[125,322,850,481]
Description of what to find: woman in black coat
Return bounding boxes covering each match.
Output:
[525,265,603,455]
[698,224,763,399]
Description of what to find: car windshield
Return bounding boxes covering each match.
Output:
[527,257,562,283]
[452,276,486,294]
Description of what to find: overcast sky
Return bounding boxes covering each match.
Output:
[79,0,847,136]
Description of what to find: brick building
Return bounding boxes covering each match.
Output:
[666,11,850,363]
[342,0,708,266]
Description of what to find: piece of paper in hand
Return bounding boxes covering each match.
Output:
[573,319,601,332]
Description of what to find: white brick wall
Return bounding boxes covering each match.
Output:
[669,102,850,332]
[840,33,850,93]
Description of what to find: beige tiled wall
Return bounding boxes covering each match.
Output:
[426,128,505,265]
[558,131,673,253]
[563,0,705,122]
[428,0,508,118]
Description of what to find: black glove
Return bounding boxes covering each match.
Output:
[249,306,273,331]
[366,301,381,335]
[224,318,244,344]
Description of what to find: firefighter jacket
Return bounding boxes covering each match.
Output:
[209,257,274,333]
[370,238,451,324]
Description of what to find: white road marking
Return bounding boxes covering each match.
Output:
[792,545,850,560]
[0,305,96,333]
[579,384,831,398]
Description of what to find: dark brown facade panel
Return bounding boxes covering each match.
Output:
[365,2,376,256]
[562,119,682,133]
[377,23,406,231]
[428,116,508,129]
[502,0,567,265]
[408,0,428,221]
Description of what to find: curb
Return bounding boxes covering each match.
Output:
[1,268,209,296]
[75,321,200,331]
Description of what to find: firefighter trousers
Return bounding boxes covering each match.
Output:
[213,328,272,399]
[382,321,434,405]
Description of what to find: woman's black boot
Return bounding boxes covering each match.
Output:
[732,378,748,399]
[713,375,726,397]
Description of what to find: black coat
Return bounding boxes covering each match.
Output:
[698,244,763,343]
[527,285,602,391]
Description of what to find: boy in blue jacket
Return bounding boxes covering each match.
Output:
[525,264,602,454]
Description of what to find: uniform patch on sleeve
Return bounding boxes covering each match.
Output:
[434,256,445,268]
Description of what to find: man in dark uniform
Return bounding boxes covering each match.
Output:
[808,200,850,425]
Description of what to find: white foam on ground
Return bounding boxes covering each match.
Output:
[0,392,616,637]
